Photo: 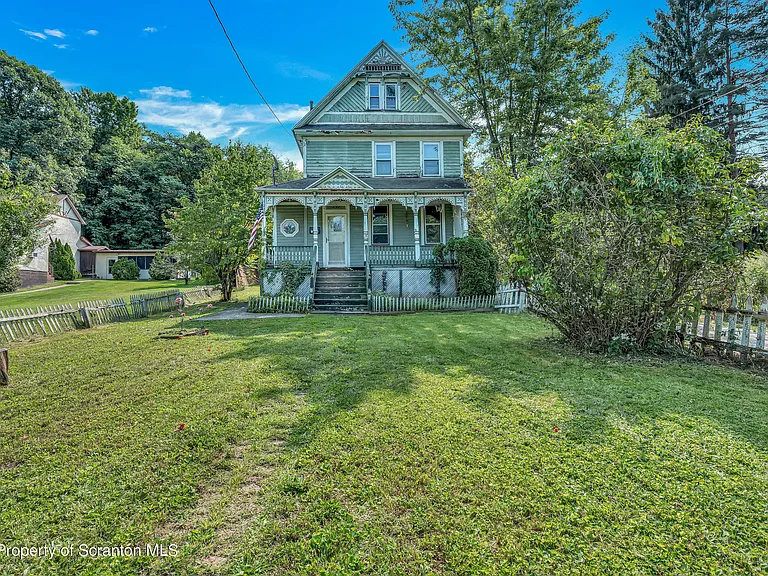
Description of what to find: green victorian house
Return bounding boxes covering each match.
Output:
[259,41,473,311]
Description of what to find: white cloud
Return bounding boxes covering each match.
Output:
[20,29,47,40]
[143,26,158,33]
[85,29,99,36]
[53,44,69,49]
[276,61,330,81]
[135,87,309,141]
[44,28,66,38]
[139,86,191,99]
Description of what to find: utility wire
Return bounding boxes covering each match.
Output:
[669,67,768,121]
[207,0,292,138]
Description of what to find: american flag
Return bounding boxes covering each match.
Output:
[247,209,265,251]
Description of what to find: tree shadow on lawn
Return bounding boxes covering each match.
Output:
[204,312,768,453]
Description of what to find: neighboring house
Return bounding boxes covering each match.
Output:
[18,194,91,288]
[259,41,472,310]
[78,246,157,280]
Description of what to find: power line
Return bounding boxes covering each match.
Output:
[669,67,768,121]
[207,0,292,138]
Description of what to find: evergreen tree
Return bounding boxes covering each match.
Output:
[644,0,768,159]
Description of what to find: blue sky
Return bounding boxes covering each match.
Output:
[4,0,666,168]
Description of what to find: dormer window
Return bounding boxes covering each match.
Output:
[368,82,398,110]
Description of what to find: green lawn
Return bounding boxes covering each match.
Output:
[1,313,766,574]
[0,279,213,311]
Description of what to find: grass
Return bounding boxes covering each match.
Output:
[0,312,766,574]
[0,279,211,311]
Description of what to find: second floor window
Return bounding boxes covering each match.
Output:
[375,143,392,176]
[423,143,441,176]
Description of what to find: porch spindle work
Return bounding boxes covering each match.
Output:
[312,207,319,266]
[413,206,421,262]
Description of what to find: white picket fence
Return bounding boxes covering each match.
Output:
[679,295,768,356]
[248,294,311,314]
[370,283,527,314]
[0,286,222,344]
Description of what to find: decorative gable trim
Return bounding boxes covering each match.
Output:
[306,167,373,191]
[293,40,472,134]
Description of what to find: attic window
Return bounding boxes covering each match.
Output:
[365,63,401,72]
[369,82,398,110]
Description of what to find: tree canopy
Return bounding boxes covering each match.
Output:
[474,117,765,349]
[166,142,294,301]
[391,0,613,174]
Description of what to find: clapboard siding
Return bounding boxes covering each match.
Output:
[444,204,455,240]
[274,203,309,246]
[443,141,461,177]
[350,207,365,267]
[400,83,436,113]
[391,203,412,245]
[396,141,420,177]
[329,81,366,112]
[306,140,372,177]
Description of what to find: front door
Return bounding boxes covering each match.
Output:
[325,213,347,267]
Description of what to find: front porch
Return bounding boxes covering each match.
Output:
[260,193,469,270]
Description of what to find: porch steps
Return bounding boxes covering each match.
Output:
[313,270,368,313]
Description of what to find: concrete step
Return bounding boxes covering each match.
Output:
[314,298,368,306]
[317,271,365,278]
[314,291,367,298]
[312,303,369,313]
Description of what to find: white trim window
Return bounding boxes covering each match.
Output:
[374,142,393,177]
[371,205,390,245]
[385,83,398,110]
[423,204,443,244]
[368,82,380,110]
[422,142,441,176]
[369,82,398,110]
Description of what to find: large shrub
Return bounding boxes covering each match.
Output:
[49,240,78,281]
[111,258,140,280]
[0,264,20,293]
[148,250,176,280]
[474,117,765,350]
[435,237,498,296]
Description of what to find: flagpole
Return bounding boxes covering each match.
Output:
[260,192,267,262]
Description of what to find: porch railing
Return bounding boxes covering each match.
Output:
[266,246,314,267]
[368,245,457,267]
[369,245,416,266]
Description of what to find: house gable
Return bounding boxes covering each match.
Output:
[306,167,373,191]
[294,41,471,132]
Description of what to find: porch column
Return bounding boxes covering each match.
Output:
[461,208,469,237]
[362,204,369,265]
[312,206,319,265]
[413,205,421,262]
